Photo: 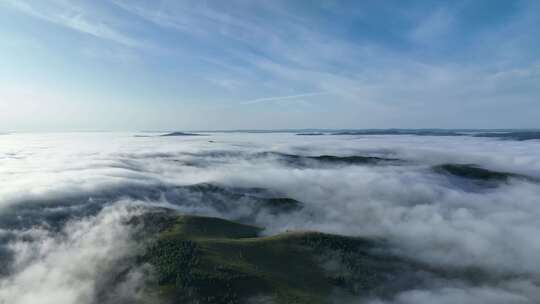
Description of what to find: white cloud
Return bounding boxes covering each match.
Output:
[2,133,540,302]
[368,285,531,304]
[4,0,141,48]
[239,92,329,105]
[410,8,455,43]
[0,204,148,304]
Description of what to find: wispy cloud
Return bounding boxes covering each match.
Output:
[410,7,455,43]
[239,92,329,105]
[1,0,539,129]
[4,0,141,48]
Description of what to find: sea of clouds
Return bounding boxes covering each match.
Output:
[1,132,540,303]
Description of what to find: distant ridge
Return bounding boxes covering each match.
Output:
[152,129,540,141]
[473,131,540,141]
[296,132,325,136]
[161,132,207,137]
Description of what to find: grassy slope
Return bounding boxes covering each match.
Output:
[139,213,501,304]
[142,215,403,304]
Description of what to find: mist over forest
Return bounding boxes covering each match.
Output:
[1,132,540,303]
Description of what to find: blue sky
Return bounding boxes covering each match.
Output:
[0,0,539,131]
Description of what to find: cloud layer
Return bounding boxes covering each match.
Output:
[1,132,540,303]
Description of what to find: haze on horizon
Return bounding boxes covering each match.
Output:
[1,0,539,131]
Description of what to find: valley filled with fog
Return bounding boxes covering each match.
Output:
[1,132,540,304]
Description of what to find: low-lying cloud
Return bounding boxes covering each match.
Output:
[0,203,151,304]
[1,132,540,303]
